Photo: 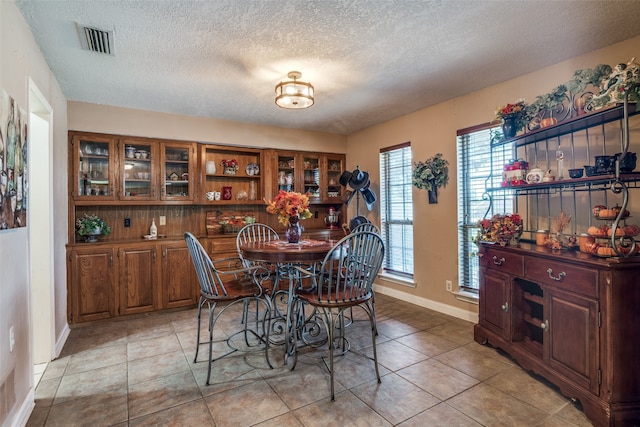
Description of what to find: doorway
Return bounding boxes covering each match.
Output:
[28,79,54,370]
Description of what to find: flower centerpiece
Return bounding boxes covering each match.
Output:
[495,98,530,138]
[478,213,522,246]
[220,159,239,175]
[412,153,449,204]
[265,190,312,243]
[76,213,111,242]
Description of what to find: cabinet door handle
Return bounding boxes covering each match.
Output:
[492,256,505,266]
[501,302,509,312]
[540,320,549,331]
[546,268,566,281]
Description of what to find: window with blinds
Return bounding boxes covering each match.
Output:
[457,126,514,291]
[379,143,414,277]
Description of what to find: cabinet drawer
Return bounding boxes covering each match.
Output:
[525,258,597,298]
[480,247,524,276]
[208,238,238,253]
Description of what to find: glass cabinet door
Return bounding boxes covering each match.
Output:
[73,134,115,200]
[162,142,195,201]
[277,153,296,192]
[120,139,157,201]
[303,154,321,202]
[325,155,344,201]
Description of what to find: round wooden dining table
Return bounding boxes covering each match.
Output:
[240,239,337,362]
[240,239,336,263]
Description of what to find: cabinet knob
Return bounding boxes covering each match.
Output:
[501,302,509,312]
[546,268,566,281]
[540,320,549,331]
[492,256,505,266]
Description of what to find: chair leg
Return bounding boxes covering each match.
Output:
[240,299,249,324]
[326,308,336,401]
[206,301,218,386]
[260,296,273,369]
[194,296,204,363]
[367,301,381,383]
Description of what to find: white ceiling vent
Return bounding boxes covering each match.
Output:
[76,23,114,55]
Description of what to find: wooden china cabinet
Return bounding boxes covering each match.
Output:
[67,131,348,324]
[70,132,197,203]
[266,149,345,202]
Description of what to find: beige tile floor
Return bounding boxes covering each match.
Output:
[27,294,594,426]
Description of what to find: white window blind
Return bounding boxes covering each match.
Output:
[380,143,414,277]
[457,126,514,291]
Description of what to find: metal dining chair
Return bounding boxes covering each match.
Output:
[291,231,385,400]
[236,223,280,321]
[346,221,380,330]
[236,223,280,268]
[350,221,380,234]
[184,232,273,385]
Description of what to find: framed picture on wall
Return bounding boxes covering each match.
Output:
[0,89,28,230]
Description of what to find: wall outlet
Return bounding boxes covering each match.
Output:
[446,280,453,292]
[9,326,15,352]
[124,217,131,227]
[159,216,166,226]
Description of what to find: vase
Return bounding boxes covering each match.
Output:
[205,160,216,175]
[428,182,438,204]
[223,166,236,175]
[286,216,302,243]
[84,226,102,243]
[501,115,518,138]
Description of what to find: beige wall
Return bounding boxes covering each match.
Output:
[1,1,68,426]
[346,35,640,319]
[67,102,348,153]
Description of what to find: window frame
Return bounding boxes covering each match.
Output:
[379,142,414,279]
[457,123,514,292]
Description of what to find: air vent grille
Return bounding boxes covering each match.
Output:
[78,25,114,55]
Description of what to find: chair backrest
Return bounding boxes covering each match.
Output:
[350,222,380,234]
[314,231,384,304]
[184,232,228,298]
[236,223,279,266]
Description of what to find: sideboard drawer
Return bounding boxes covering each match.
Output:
[525,258,597,298]
[480,247,524,276]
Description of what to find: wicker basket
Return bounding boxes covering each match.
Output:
[221,223,242,234]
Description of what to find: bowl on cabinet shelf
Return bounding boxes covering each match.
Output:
[568,168,584,179]
[616,152,637,173]
[584,165,599,177]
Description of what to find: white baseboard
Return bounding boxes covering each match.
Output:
[54,322,70,358]
[374,283,479,323]
[8,388,35,427]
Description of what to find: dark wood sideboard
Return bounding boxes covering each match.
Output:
[474,242,640,426]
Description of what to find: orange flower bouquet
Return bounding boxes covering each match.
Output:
[265,190,312,226]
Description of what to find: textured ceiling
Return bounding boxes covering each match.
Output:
[15,0,640,135]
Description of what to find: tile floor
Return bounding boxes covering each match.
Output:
[27,294,593,426]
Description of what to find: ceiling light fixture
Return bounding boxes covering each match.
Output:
[275,71,314,109]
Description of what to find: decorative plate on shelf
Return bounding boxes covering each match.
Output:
[246,163,259,176]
